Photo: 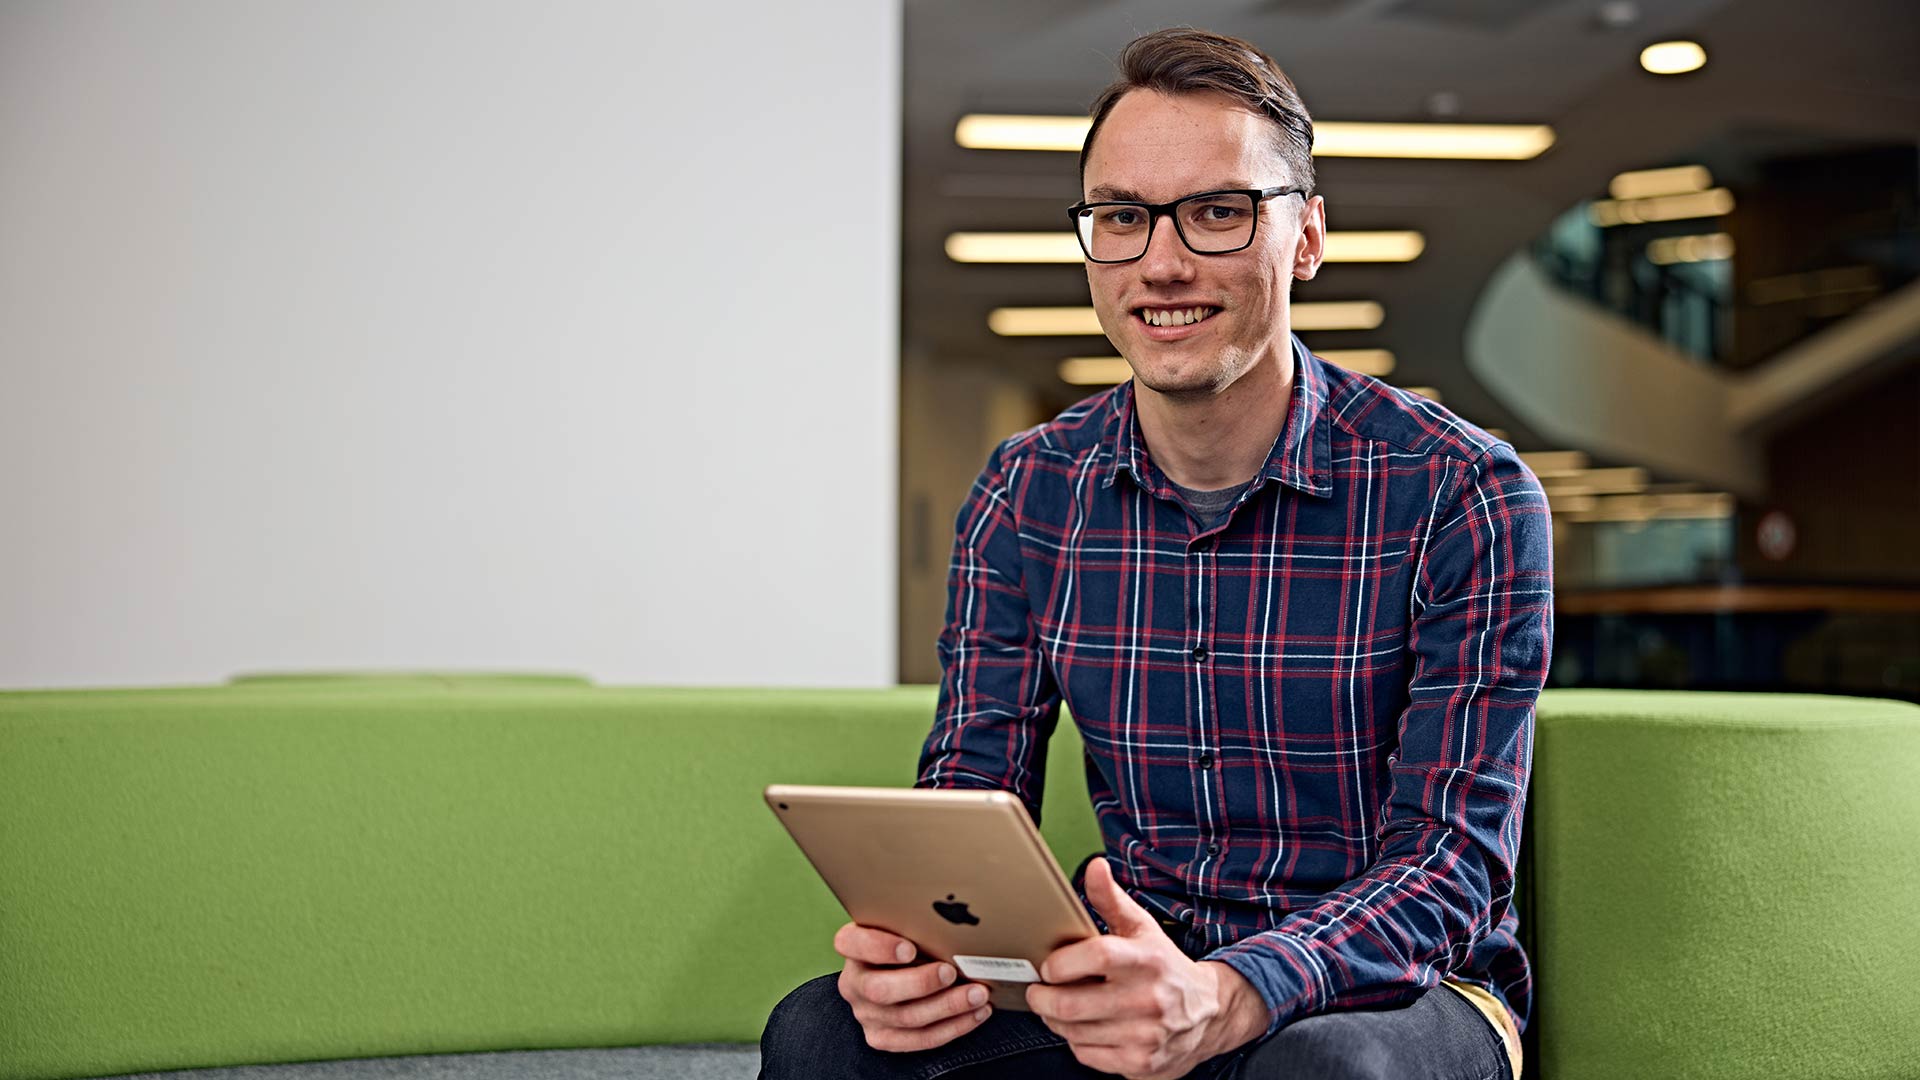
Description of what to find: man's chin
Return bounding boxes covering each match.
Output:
[1132,367,1231,398]
[1128,335,1272,395]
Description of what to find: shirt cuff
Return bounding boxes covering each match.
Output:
[1203,930,1328,1037]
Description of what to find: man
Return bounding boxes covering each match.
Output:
[762,26,1550,1080]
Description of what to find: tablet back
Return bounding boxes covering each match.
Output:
[765,785,1100,1009]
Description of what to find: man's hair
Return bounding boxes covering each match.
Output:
[1081,27,1316,193]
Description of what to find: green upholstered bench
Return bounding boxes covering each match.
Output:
[1,681,1915,1080]
[0,681,1099,1080]
[1525,691,1920,1080]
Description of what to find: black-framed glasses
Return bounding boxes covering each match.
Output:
[1066,186,1308,264]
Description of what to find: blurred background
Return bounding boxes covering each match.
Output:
[2,0,1915,700]
[896,0,1920,701]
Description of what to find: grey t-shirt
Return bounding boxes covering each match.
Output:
[1167,476,1253,530]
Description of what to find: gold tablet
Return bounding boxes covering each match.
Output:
[765,784,1101,1011]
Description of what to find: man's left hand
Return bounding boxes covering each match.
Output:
[1025,858,1270,1079]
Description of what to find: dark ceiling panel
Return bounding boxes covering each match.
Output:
[1250,0,1360,14]
[1385,0,1568,31]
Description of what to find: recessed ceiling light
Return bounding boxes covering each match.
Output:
[989,302,1383,336]
[955,115,1555,160]
[1597,1,1641,29]
[946,231,1425,264]
[1640,40,1707,75]
[1608,165,1711,200]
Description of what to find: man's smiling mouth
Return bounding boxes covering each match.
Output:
[1133,306,1220,328]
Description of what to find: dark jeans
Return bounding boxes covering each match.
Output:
[760,973,1513,1080]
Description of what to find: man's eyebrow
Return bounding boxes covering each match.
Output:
[1085,180,1254,202]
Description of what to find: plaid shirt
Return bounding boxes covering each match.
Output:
[917,336,1553,1037]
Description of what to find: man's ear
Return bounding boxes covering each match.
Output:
[1292,195,1326,281]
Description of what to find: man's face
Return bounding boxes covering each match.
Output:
[1081,89,1324,397]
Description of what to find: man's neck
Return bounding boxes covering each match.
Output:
[1133,344,1295,492]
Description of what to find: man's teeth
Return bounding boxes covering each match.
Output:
[1139,307,1217,328]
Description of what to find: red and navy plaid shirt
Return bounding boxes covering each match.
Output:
[917,336,1553,1037]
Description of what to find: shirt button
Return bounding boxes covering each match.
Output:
[1206,843,1220,856]
[1195,751,1213,768]
[1191,645,1209,662]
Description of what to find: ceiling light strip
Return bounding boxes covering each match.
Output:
[1588,188,1736,227]
[947,231,1425,265]
[956,115,1555,160]
[1058,357,1132,385]
[1314,349,1396,377]
[1609,165,1712,200]
[1061,349,1397,384]
[1647,233,1735,265]
[990,302,1383,336]
[1520,451,1592,478]
[1540,466,1651,496]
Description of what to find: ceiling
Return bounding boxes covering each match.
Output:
[901,0,1920,448]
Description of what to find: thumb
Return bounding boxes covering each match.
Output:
[1084,856,1158,938]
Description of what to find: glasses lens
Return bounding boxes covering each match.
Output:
[1075,193,1260,261]
[1077,204,1151,262]
[1176,193,1257,253]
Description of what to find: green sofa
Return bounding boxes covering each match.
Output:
[1,678,1915,1079]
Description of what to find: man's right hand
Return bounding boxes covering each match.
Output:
[834,922,994,1052]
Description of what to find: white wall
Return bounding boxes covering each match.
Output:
[0,1,900,689]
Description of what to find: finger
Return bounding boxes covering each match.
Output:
[865,998,995,1054]
[1025,978,1138,1026]
[1084,857,1159,938]
[865,980,992,1032]
[834,923,918,966]
[860,958,958,1006]
[1040,932,1135,986]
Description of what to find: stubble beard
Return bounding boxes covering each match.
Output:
[1129,340,1256,401]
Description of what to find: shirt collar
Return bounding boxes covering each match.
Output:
[1103,333,1333,499]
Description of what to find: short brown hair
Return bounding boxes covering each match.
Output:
[1082,28,1315,193]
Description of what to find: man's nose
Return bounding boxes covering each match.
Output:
[1136,214,1196,281]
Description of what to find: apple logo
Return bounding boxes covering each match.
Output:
[932,894,979,926]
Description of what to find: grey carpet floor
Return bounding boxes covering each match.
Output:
[100,1045,760,1080]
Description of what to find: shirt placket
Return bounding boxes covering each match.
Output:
[1185,520,1223,912]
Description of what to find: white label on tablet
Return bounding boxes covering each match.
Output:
[953,955,1041,983]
